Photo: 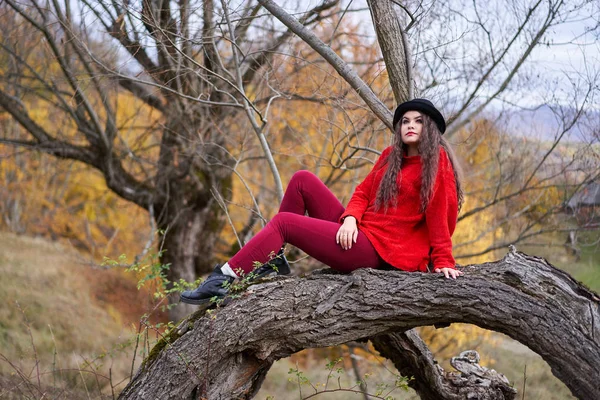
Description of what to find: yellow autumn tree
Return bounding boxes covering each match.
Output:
[0,17,161,261]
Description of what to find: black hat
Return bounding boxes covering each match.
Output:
[392,98,446,134]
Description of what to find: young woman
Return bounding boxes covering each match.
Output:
[181,98,464,306]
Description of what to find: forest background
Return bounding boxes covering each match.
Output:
[0,0,599,398]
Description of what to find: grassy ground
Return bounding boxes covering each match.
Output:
[564,240,600,293]
[256,348,418,400]
[0,231,165,398]
[519,231,600,293]
[488,336,575,400]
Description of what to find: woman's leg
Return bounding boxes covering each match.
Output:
[279,170,345,222]
[229,170,354,275]
[181,171,378,304]
[229,212,382,274]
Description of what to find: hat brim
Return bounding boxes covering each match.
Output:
[393,102,446,134]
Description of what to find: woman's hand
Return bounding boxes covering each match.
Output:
[434,267,463,279]
[336,216,358,250]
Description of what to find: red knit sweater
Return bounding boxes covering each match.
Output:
[339,146,458,272]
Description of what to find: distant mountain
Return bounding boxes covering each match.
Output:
[484,104,596,142]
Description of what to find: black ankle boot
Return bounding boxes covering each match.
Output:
[180,265,235,305]
[251,249,291,280]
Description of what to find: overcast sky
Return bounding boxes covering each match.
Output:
[314,0,600,110]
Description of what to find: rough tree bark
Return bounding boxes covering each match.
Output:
[372,331,516,399]
[366,0,410,103]
[119,248,600,399]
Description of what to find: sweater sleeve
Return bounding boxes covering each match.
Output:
[426,150,459,269]
[339,146,392,225]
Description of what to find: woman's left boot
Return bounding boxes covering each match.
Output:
[180,250,291,306]
[180,265,234,305]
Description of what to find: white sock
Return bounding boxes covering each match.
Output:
[220,262,238,278]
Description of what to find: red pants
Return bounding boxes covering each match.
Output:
[229,170,384,274]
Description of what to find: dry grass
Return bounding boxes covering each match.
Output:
[256,348,417,400]
[0,232,165,398]
[489,335,576,400]
[255,331,576,400]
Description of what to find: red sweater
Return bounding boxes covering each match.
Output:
[339,146,458,272]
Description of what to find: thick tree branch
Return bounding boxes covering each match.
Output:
[373,330,460,399]
[202,0,221,90]
[367,0,410,104]
[119,249,600,399]
[0,90,155,208]
[0,91,53,143]
[373,330,516,400]
[117,78,166,112]
[0,137,94,162]
[239,0,340,85]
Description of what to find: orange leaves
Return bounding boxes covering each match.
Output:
[0,141,151,260]
[451,117,582,263]
[419,324,499,370]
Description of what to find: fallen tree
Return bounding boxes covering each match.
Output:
[119,248,600,399]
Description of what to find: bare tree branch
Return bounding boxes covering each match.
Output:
[446,0,557,136]
[373,330,516,400]
[257,0,394,130]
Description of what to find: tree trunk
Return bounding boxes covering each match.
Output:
[119,248,600,399]
[152,111,234,321]
[367,0,410,104]
[158,198,229,321]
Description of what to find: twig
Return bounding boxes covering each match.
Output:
[49,325,59,389]
[346,345,369,400]
[211,188,243,249]
[15,302,42,390]
[77,358,92,400]
[130,320,144,379]
[109,368,116,400]
[522,363,527,400]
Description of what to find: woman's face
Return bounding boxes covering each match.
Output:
[400,111,423,149]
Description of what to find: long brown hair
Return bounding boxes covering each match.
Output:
[375,113,464,212]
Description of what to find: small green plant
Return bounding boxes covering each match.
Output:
[103,248,284,313]
[285,357,412,399]
[103,246,287,315]
[102,250,202,312]
[209,252,285,307]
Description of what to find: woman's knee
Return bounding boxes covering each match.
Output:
[269,212,298,238]
[289,170,319,187]
[270,212,292,228]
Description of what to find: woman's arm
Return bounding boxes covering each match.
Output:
[339,146,392,225]
[426,150,461,278]
[336,147,391,250]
